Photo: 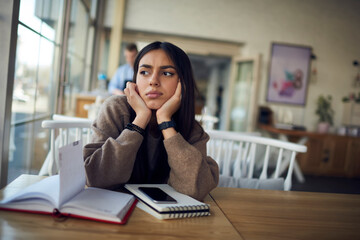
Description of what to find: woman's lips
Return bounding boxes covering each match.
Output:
[146,91,162,99]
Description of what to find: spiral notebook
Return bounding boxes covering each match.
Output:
[124,184,210,220]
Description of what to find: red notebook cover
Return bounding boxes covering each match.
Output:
[0,199,138,225]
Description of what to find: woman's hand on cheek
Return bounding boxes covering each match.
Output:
[124,82,151,128]
[156,81,182,123]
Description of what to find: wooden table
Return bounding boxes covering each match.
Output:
[211,187,360,240]
[0,175,242,240]
[1,175,360,240]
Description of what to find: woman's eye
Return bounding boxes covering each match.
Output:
[163,72,174,77]
[139,70,149,75]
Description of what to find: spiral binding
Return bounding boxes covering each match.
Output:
[167,204,209,212]
[166,204,210,218]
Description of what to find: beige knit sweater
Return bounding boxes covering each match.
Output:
[83,95,219,201]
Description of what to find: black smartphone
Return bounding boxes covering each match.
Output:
[138,187,177,204]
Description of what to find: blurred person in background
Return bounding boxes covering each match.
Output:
[108,43,138,95]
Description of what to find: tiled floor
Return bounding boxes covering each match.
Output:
[292,175,360,194]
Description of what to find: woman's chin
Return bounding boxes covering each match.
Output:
[145,102,163,110]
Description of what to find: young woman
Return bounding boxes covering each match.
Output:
[84,41,219,201]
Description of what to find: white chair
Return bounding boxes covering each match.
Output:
[206,130,307,191]
[39,114,93,176]
[195,114,219,130]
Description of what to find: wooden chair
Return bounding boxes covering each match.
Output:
[206,130,307,190]
[39,114,93,176]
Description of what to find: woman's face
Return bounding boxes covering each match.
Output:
[136,49,179,110]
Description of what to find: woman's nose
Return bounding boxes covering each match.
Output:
[149,73,160,86]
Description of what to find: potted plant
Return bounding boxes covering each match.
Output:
[315,95,334,133]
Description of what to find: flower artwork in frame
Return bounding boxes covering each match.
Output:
[266,42,312,105]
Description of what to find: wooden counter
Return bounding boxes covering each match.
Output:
[259,124,360,177]
[75,94,97,118]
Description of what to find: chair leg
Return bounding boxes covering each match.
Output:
[271,157,305,183]
[294,160,305,183]
[275,134,306,183]
[271,158,288,178]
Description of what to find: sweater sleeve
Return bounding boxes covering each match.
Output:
[83,95,143,188]
[164,124,219,201]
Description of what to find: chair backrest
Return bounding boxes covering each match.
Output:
[206,130,307,190]
[39,115,93,176]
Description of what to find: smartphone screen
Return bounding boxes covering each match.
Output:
[138,187,177,204]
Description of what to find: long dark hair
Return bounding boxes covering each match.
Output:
[132,41,197,140]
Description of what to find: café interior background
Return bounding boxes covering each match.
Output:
[0,0,359,186]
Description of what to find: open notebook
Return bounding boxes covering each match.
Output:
[0,141,137,224]
[125,184,210,220]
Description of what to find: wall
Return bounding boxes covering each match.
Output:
[123,0,360,131]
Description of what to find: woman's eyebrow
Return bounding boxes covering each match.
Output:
[139,64,152,68]
[160,65,176,70]
[139,64,176,70]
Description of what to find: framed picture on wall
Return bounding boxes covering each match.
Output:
[266,42,312,105]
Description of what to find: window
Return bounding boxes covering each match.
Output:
[7,0,98,183]
[8,0,64,183]
[62,0,97,115]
